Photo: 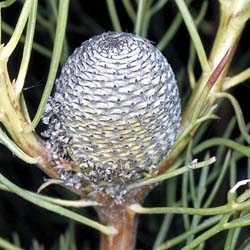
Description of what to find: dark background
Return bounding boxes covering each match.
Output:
[0,1,249,249]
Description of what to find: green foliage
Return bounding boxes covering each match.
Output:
[0,0,250,249]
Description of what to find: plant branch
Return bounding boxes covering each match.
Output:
[97,206,137,250]
[0,79,59,179]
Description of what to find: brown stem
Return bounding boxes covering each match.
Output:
[0,61,58,178]
[97,205,138,250]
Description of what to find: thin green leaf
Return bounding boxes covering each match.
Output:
[182,141,193,230]
[68,222,77,250]
[2,21,52,58]
[187,1,208,88]
[30,0,69,130]
[157,13,182,50]
[37,194,101,208]
[122,0,136,23]
[15,0,37,95]
[0,180,100,208]
[224,212,244,250]
[12,233,21,248]
[187,155,210,243]
[223,68,250,90]
[187,43,196,88]
[20,94,31,123]
[204,151,231,208]
[0,237,23,250]
[229,153,237,189]
[238,236,250,250]
[32,239,44,250]
[127,157,216,190]
[213,116,236,170]
[215,92,250,144]
[182,214,231,250]
[141,0,168,37]
[129,203,231,216]
[153,178,176,248]
[134,0,145,35]
[106,0,122,32]
[0,174,117,235]
[153,214,174,249]
[0,0,33,60]
[193,138,250,157]
[59,235,66,250]
[225,213,250,229]
[0,0,16,8]
[0,126,38,164]
[157,215,221,250]
[174,0,208,70]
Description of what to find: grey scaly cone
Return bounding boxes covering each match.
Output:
[42,32,181,203]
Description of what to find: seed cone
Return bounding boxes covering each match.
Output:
[42,32,181,202]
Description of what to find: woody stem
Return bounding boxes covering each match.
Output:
[97,205,138,250]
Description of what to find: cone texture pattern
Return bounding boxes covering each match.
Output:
[42,32,181,201]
